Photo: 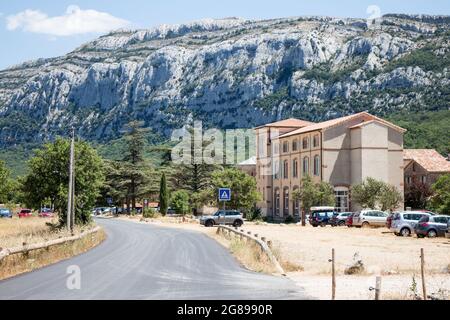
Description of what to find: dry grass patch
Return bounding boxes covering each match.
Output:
[228,238,277,273]
[270,244,304,272]
[0,217,94,249]
[214,229,303,274]
[0,229,105,280]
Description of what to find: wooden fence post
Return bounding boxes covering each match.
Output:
[329,248,336,300]
[375,276,381,300]
[420,248,427,300]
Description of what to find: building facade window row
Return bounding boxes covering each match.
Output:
[274,156,321,180]
[278,134,321,155]
[273,186,350,216]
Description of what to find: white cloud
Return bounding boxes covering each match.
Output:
[6,5,130,36]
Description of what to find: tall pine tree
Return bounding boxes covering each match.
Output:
[159,173,169,215]
[122,121,150,213]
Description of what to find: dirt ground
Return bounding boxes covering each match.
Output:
[237,223,450,276]
[289,273,450,300]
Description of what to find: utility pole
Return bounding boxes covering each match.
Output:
[67,128,75,233]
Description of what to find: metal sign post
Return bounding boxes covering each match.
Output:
[218,188,231,211]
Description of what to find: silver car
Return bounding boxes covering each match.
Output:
[200,210,244,227]
[352,210,388,227]
[390,211,432,237]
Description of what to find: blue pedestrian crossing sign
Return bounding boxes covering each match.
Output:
[218,188,231,201]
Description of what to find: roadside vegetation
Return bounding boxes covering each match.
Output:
[0,216,97,249]
[0,226,105,280]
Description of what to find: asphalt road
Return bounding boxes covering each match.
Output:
[0,218,308,300]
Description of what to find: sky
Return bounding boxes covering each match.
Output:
[0,0,449,70]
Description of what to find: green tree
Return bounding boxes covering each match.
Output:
[169,127,218,214]
[209,167,261,214]
[98,160,128,209]
[170,190,191,215]
[292,176,335,226]
[159,173,169,215]
[22,138,104,226]
[430,174,450,215]
[379,184,403,212]
[405,180,433,209]
[351,178,385,209]
[121,121,151,212]
[352,178,402,212]
[316,181,336,207]
[0,160,14,203]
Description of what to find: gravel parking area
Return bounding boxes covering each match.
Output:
[240,223,450,276]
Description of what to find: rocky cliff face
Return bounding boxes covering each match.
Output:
[0,15,449,146]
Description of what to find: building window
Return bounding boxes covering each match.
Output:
[293,187,300,216]
[421,176,427,183]
[273,142,279,155]
[282,141,289,153]
[303,156,309,175]
[283,160,289,179]
[313,134,320,148]
[302,137,309,149]
[406,176,412,184]
[313,155,320,176]
[292,140,298,152]
[275,189,280,216]
[335,187,349,213]
[283,188,289,216]
[292,158,298,178]
[274,160,280,179]
[258,134,265,157]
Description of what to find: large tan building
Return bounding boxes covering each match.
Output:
[255,112,406,221]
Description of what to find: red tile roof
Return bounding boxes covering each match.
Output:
[404,149,450,173]
[255,118,314,129]
[278,112,406,138]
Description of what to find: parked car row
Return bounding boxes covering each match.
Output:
[304,207,448,239]
[0,208,55,218]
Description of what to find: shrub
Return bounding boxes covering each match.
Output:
[284,215,295,224]
[143,208,157,218]
[247,207,262,221]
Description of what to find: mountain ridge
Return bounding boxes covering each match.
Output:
[0,14,449,147]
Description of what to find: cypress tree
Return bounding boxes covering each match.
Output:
[159,173,168,215]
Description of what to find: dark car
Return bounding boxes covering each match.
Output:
[330,212,353,227]
[415,215,449,238]
[0,208,13,218]
[309,208,337,227]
